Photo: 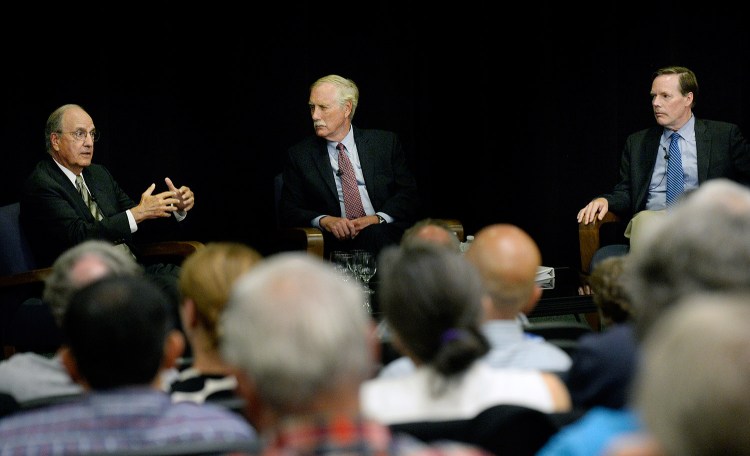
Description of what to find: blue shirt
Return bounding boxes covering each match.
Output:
[536,406,641,456]
[0,387,256,454]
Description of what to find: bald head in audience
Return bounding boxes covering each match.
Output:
[400,218,460,252]
[465,224,542,319]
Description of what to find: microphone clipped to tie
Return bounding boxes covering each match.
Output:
[662,145,670,160]
[336,168,343,177]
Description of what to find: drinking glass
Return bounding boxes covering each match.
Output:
[355,251,377,293]
[330,251,355,282]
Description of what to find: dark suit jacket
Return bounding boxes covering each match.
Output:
[279,127,420,231]
[602,119,750,219]
[561,323,638,410]
[20,156,138,267]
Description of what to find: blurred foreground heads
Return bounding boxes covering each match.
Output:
[361,244,571,425]
[0,276,256,453]
[220,252,489,454]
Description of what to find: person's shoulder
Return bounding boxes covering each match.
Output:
[390,431,491,455]
[289,134,324,152]
[626,125,661,141]
[354,127,398,140]
[695,118,743,135]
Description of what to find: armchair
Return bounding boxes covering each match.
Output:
[0,201,204,358]
[273,173,466,257]
[578,211,629,274]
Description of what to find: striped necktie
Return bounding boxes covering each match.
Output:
[666,132,684,206]
[75,174,135,259]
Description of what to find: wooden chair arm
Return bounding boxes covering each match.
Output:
[278,227,325,257]
[0,268,52,289]
[436,219,466,242]
[578,212,621,274]
[138,240,205,258]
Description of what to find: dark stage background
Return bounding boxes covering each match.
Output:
[3,6,749,270]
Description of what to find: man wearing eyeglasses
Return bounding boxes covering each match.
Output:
[20,104,195,267]
[19,104,196,347]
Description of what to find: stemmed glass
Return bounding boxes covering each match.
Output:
[330,251,355,282]
[354,251,377,293]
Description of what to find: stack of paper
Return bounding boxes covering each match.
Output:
[536,266,555,289]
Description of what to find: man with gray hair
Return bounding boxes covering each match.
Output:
[279,75,421,257]
[605,293,750,456]
[0,240,141,403]
[538,177,750,455]
[625,177,750,339]
[220,252,486,455]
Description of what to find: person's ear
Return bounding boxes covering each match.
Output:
[366,320,382,378]
[181,298,198,330]
[162,330,186,369]
[231,367,264,430]
[51,133,61,151]
[60,345,85,386]
[521,285,543,315]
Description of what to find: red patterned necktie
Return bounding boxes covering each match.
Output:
[337,143,366,219]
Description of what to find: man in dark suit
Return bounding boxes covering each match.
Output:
[279,74,420,257]
[20,104,195,268]
[576,66,750,242]
[19,104,196,345]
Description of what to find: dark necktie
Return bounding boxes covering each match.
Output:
[75,174,135,259]
[337,143,366,219]
[666,132,683,206]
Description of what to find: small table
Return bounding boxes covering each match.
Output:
[528,267,596,318]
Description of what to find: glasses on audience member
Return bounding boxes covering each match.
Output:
[58,129,100,142]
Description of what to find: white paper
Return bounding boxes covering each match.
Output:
[536,266,555,289]
[535,266,555,281]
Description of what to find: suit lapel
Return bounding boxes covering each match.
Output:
[354,128,376,192]
[694,119,711,182]
[311,139,338,200]
[634,127,662,209]
[44,158,92,220]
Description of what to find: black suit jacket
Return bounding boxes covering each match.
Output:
[561,323,638,410]
[20,156,138,267]
[602,119,750,219]
[279,127,420,231]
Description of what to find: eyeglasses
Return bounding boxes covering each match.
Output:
[58,129,100,143]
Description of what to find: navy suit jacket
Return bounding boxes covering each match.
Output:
[279,127,420,231]
[602,119,750,219]
[21,156,138,267]
[561,323,638,410]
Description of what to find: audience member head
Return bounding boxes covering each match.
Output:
[220,252,374,428]
[588,255,632,325]
[62,276,184,390]
[43,240,142,327]
[178,242,262,351]
[629,293,750,456]
[464,224,542,319]
[624,178,750,339]
[378,243,490,388]
[400,218,461,252]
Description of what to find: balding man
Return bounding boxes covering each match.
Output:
[378,223,571,378]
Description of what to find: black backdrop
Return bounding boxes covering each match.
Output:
[3,5,749,269]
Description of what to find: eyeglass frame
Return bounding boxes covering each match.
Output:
[55,128,100,142]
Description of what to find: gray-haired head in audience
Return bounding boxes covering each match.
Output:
[220,252,373,416]
[624,178,750,339]
[43,240,142,326]
[632,292,750,456]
